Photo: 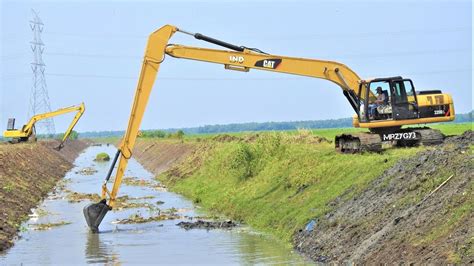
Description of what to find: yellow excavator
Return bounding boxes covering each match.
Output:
[83,25,455,232]
[3,103,85,150]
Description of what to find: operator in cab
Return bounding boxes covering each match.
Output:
[369,87,386,119]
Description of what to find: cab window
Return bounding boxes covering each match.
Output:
[404,80,417,105]
[358,83,368,121]
[369,81,390,104]
[392,81,406,103]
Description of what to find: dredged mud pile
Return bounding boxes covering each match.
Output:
[294,130,473,264]
[177,220,237,230]
[0,140,88,251]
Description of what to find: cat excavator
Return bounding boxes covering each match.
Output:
[3,103,85,150]
[83,25,455,232]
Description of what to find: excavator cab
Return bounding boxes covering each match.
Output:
[6,118,15,131]
[358,77,419,122]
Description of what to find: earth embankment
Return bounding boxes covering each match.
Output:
[0,140,88,251]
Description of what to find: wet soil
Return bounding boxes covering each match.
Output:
[293,130,473,264]
[32,221,71,231]
[115,212,181,224]
[0,140,88,251]
[177,220,238,230]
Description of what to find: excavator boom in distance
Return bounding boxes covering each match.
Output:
[83,24,455,232]
[3,102,86,150]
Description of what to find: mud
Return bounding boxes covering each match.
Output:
[32,221,71,231]
[0,140,88,251]
[114,211,181,224]
[65,191,155,210]
[122,176,154,187]
[65,191,101,203]
[75,167,98,175]
[293,130,473,264]
[177,220,238,230]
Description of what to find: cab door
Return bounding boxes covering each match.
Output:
[391,79,418,120]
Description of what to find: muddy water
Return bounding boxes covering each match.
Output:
[0,146,311,265]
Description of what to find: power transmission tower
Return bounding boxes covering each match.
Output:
[28,9,55,137]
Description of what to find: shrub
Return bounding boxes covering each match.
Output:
[94,152,110,162]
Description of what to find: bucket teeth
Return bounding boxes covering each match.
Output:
[83,199,110,233]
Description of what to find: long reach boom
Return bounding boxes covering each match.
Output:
[83,25,454,232]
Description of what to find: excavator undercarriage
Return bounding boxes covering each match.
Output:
[335,127,445,153]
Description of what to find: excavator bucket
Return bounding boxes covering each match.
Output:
[54,143,64,151]
[83,199,110,233]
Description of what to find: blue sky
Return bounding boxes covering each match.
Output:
[0,0,472,133]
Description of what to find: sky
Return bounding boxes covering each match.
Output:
[0,0,472,133]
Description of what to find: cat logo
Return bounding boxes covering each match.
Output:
[255,59,282,69]
[229,55,245,64]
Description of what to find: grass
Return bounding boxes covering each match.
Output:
[2,183,15,193]
[158,131,423,242]
[94,152,110,161]
[154,123,470,245]
[429,122,472,135]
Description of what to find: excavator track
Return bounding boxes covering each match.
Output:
[335,132,382,153]
[335,127,445,153]
[412,128,445,146]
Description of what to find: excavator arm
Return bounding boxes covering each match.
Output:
[55,102,86,150]
[83,25,177,232]
[3,103,86,150]
[83,24,369,232]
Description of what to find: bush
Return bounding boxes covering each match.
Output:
[228,143,255,181]
[94,152,110,162]
[56,130,79,140]
[69,130,79,140]
[168,130,185,139]
[139,130,167,138]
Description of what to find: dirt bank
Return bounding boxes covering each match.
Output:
[294,130,473,264]
[0,140,88,251]
[133,140,198,176]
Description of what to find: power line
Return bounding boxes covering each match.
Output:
[36,26,470,40]
[3,26,470,45]
[44,73,304,80]
[0,47,465,61]
[266,27,472,40]
[44,52,141,59]
[3,68,470,81]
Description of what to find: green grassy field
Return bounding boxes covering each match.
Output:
[429,122,472,135]
[185,122,472,141]
[86,122,471,143]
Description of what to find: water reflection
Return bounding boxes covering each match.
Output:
[85,232,120,264]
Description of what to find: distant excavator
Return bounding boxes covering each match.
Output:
[83,25,455,232]
[3,103,85,150]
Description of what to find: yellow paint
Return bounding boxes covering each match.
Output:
[3,103,85,147]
